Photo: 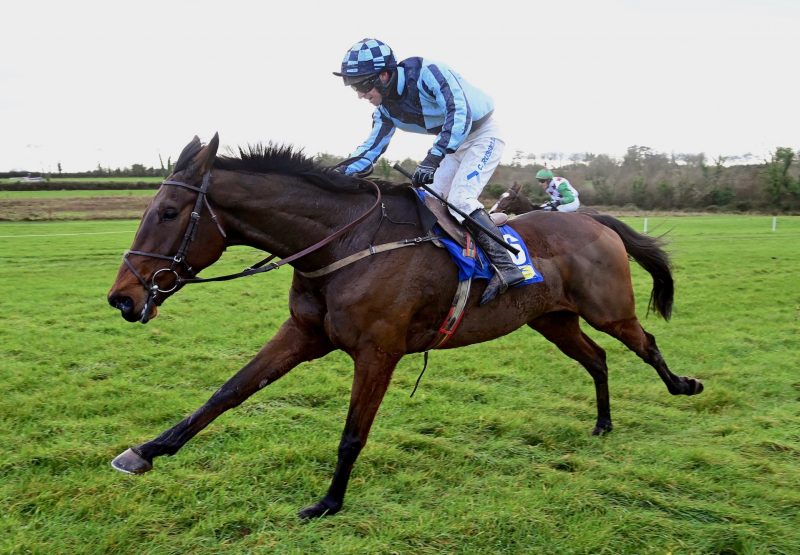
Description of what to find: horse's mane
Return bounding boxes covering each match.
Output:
[213,143,406,195]
[214,143,317,175]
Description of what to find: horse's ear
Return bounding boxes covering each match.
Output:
[512,182,522,193]
[182,132,219,179]
[173,136,203,173]
[196,132,219,174]
[172,134,219,179]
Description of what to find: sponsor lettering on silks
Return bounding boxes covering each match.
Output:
[467,138,496,181]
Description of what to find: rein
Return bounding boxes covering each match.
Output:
[123,171,383,322]
[175,177,384,284]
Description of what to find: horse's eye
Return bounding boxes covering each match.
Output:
[162,207,179,221]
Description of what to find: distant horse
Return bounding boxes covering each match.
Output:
[108,134,703,519]
[489,182,597,215]
[489,182,539,215]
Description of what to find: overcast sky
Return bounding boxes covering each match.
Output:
[1,0,797,172]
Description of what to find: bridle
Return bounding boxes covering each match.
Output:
[489,188,517,214]
[122,170,382,323]
[123,171,225,322]
[501,187,520,209]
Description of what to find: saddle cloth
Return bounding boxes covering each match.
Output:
[438,224,543,284]
[411,189,542,285]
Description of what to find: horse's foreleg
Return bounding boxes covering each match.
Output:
[299,345,400,519]
[601,318,704,396]
[111,318,333,474]
[529,311,613,435]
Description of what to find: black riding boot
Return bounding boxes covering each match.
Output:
[468,208,525,305]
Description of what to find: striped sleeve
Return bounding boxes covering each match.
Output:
[420,64,472,157]
[344,109,396,174]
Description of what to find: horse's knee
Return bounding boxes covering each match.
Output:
[588,365,609,384]
[338,434,363,463]
[208,380,257,410]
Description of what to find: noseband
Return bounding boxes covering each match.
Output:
[123,171,226,322]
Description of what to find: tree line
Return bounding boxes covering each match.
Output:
[4,146,798,212]
[0,163,166,180]
[321,146,800,212]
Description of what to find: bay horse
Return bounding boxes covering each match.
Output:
[489,182,598,215]
[489,182,539,215]
[107,134,703,519]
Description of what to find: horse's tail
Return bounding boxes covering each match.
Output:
[589,214,674,320]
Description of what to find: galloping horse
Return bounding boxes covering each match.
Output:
[489,182,599,216]
[108,134,703,518]
[489,182,539,215]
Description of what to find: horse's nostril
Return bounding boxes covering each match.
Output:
[109,294,133,314]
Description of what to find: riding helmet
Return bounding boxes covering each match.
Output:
[333,38,397,86]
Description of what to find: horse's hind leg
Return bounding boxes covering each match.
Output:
[598,317,703,396]
[111,317,334,474]
[528,311,613,435]
[299,345,400,519]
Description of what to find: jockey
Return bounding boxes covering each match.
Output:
[536,169,580,212]
[332,38,524,305]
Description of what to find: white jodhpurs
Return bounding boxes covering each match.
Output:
[556,199,580,212]
[429,117,505,223]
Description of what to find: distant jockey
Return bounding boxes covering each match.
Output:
[535,169,580,212]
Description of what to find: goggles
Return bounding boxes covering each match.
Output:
[350,75,380,93]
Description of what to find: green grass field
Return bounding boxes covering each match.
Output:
[1,216,798,554]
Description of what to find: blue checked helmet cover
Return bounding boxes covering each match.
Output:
[333,38,397,84]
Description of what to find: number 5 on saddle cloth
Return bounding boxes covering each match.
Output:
[413,189,543,285]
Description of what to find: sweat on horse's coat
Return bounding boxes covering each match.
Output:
[108,134,704,519]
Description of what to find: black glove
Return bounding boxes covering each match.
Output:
[412,153,444,187]
[548,200,561,211]
[330,165,347,174]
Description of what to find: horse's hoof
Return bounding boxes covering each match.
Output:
[298,499,342,520]
[592,420,613,436]
[111,448,153,475]
[690,379,704,395]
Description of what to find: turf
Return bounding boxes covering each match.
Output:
[1,216,798,554]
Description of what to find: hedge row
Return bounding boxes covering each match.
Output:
[0,182,159,191]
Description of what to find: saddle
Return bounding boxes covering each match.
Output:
[414,190,508,248]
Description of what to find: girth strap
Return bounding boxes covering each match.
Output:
[429,278,472,349]
[410,278,474,396]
